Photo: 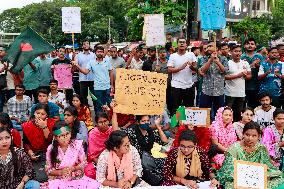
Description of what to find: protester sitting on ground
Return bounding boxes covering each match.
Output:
[71,94,94,131]
[22,103,55,182]
[262,108,284,169]
[0,113,21,148]
[217,121,284,188]
[0,127,40,189]
[30,88,60,122]
[7,84,32,131]
[45,121,100,189]
[233,107,254,140]
[150,109,172,138]
[85,112,113,179]
[209,107,237,170]
[162,130,219,188]
[253,92,276,130]
[63,106,88,144]
[96,130,150,188]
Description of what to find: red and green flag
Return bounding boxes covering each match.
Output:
[3,26,55,73]
[171,106,186,128]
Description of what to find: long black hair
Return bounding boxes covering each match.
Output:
[50,121,72,167]
[72,94,88,107]
[64,106,80,140]
[0,127,18,176]
[0,113,13,129]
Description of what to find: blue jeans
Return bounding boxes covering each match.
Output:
[93,89,112,113]
[24,180,40,189]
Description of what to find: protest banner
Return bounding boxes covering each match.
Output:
[54,64,73,89]
[114,68,167,115]
[144,14,166,47]
[182,107,211,127]
[234,160,267,189]
[62,7,81,33]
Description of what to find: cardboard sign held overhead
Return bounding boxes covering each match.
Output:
[114,68,168,115]
[62,7,81,33]
[144,14,166,47]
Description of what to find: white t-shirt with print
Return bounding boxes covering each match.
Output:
[225,59,251,97]
[167,52,197,89]
[253,106,276,130]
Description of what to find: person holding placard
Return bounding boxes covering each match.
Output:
[162,130,219,188]
[217,121,284,188]
[168,37,197,116]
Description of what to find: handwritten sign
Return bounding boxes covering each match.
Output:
[182,108,210,127]
[144,14,166,47]
[54,64,73,89]
[234,160,267,189]
[114,68,167,115]
[62,7,81,33]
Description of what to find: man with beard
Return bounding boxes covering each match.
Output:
[108,46,125,79]
[167,37,197,115]
[253,93,276,130]
[225,45,251,121]
[75,46,114,113]
[241,38,263,108]
[199,41,228,119]
[258,47,284,108]
[142,47,157,71]
[75,40,96,104]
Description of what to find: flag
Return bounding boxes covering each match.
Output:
[3,26,55,73]
[89,89,97,101]
[199,0,226,30]
[171,106,186,128]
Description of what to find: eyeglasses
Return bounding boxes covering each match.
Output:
[97,120,109,126]
[179,145,195,151]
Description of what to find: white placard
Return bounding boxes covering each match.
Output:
[234,160,267,189]
[144,14,166,47]
[182,108,210,127]
[62,7,81,33]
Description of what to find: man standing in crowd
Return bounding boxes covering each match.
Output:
[278,44,284,62]
[126,46,144,70]
[253,92,276,130]
[258,47,284,108]
[167,37,197,115]
[225,45,251,121]
[30,88,59,121]
[75,46,114,113]
[7,84,32,131]
[48,79,67,118]
[108,46,126,79]
[142,47,157,71]
[199,41,228,118]
[23,59,40,103]
[220,43,230,61]
[241,38,263,108]
[38,53,53,92]
[52,47,73,104]
[75,40,95,104]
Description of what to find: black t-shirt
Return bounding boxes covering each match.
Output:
[52,58,71,65]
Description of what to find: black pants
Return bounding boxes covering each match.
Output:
[225,96,245,122]
[25,89,38,103]
[170,86,195,116]
[245,90,259,109]
[80,81,95,106]
[73,80,80,95]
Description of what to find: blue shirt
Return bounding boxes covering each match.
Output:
[76,51,95,81]
[86,59,113,90]
[258,61,284,97]
[30,102,59,118]
[241,52,263,91]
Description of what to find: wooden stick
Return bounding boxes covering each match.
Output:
[72,33,75,52]
[212,31,217,52]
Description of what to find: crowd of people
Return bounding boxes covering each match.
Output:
[0,37,284,189]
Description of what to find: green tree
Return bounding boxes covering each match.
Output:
[0,8,22,32]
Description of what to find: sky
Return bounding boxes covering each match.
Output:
[0,0,45,13]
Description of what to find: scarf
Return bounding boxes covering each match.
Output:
[107,148,134,181]
[176,148,203,178]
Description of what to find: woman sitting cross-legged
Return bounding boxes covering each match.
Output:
[45,121,100,189]
[96,130,149,188]
[0,127,40,189]
[162,130,219,188]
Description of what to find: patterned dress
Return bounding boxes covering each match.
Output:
[162,147,212,186]
[217,142,284,189]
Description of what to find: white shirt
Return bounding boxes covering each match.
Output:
[167,52,197,89]
[129,57,143,70]
[253,106,276,130]
[48,92,67,114]
[225,59,251,97]
[0,62,15,90]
